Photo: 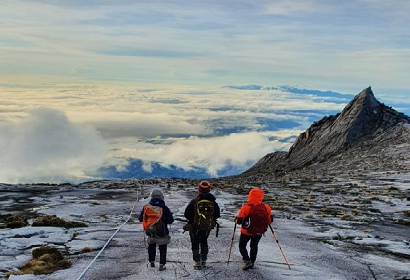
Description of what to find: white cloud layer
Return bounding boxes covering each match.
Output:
[115,132,291,176]
[1,83,405,183]
[0,108,106,183]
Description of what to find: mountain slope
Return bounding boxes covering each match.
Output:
[243,87,410,176]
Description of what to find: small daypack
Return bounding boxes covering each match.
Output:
[193,199,215,231]
[142,204,165,236]
[243,203,269,235]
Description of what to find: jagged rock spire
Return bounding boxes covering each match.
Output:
[244,87,410,174]
[337,86,382,144]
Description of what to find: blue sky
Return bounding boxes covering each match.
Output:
[1,0,409,92]
[0,0,409,183]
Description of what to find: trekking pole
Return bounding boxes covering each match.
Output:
[269,224,291,270]
[143,232,148,267]
[169,224,184,262]
[169,224,190,276]
[227,223,237,265]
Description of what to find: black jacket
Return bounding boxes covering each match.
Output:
[184,192,220,224]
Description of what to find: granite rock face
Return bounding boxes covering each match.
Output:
[244,87,410,175]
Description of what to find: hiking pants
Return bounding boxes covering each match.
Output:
[148,243,167,265]
[238,233,262,263]
[189,229,209,262]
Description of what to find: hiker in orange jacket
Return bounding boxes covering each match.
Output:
[235,188,272,270]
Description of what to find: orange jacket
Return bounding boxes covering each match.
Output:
[236,188,272,236]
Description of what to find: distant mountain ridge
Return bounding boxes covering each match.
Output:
[243,87,410,176]
[223,84,353,100]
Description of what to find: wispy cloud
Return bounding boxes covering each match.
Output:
[98,48,207,58]
[264,0,322,15]
[0,108,106,183]
[1,0,409,89]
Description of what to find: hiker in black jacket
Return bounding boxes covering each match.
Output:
[184,181,220,270]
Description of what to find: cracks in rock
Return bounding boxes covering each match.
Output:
[345,251,379,280]
[366,263,377,280]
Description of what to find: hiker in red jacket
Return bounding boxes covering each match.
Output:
[235,188,272,270]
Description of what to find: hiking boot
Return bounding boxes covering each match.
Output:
[159,264,166,271]
[250,262,255,269]
[149,261,155,267]
[200,257,207,267]
[193,261,202,270]
[242,260,252,270]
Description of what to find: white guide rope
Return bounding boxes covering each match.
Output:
[76,191,140,280]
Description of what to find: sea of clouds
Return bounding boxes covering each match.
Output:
[2,83,401,183]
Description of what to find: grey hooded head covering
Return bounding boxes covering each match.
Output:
[150,188,164,200]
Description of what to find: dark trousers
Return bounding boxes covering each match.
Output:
[189,230,209,262]
[238,233,262,263]
[148,243,167,265]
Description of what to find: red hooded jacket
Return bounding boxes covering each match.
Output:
[236,188,272,236]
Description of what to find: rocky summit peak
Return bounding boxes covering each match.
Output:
[244,87,410,175]
[356,87,379,109]
[339,86,378,121]
[358,86,373,98]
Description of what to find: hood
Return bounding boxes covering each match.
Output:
[150,188,164,200]
[149,198,165,207]
[247,188,264,205]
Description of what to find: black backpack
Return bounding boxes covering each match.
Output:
[193,199,216,231]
